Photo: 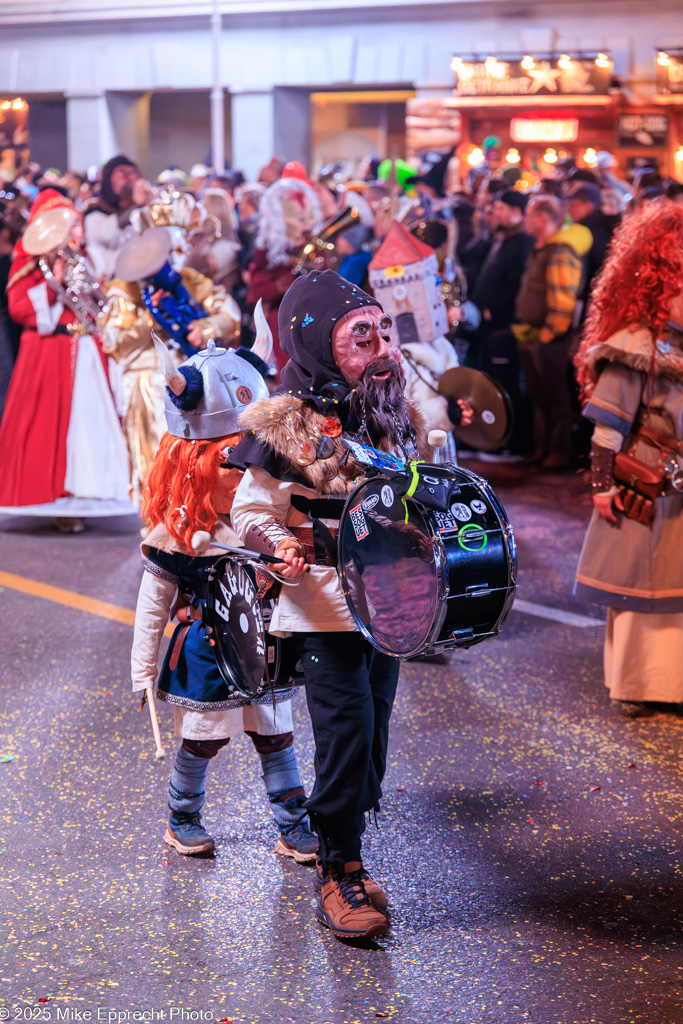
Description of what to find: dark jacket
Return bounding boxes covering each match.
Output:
[578,208,619,298]
[470,225,535,334]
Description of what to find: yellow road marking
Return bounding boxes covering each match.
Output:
[0,570,175,637]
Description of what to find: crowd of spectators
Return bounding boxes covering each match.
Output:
[1,145,683,468]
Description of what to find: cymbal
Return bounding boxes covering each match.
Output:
[114,227,171,282]
[22,207,75,256]
[438,365,514,452]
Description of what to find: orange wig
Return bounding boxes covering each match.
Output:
[142,432,243,551]
[575,200,683,400]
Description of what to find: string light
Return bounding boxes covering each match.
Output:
[558,54,573,70]
[0,101,10,111]
[505,148,521,165]
[484,56,506,79]
[584,148,598,166]
[521,55,535,70]
[543,149,558,164]
[595,53,611,68]
[676,146,683,162]
[468,147,485,166]
[450,56,474,79]
[657,51,671,66]
[11,98,25,110]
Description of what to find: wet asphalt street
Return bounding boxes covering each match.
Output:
[1,463,683,1024]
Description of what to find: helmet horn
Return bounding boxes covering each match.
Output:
[252,298,273,364]
[152,331,187,396]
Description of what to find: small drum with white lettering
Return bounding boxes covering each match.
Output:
[206,556,301,698]
[338,465,516,657]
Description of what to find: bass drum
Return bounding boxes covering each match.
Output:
[337,466,516,658]
[206,555,302,700]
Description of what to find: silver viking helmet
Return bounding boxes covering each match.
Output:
[153,299,273,440]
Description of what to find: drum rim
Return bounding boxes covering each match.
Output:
[206,554,266,699]
[338,465,518,657]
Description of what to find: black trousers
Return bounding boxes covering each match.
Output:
[517,334,576,463]
[294,631,400,869]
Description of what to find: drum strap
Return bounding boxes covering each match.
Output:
[169,603,202,672]
[290,495,344,565]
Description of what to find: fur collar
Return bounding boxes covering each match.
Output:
[585,324,683,386]
[239,393,429,496]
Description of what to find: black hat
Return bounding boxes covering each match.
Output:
[411,219,448,250]
[407,147,456,199]
[498,190,528,212]
[278,269,381,403]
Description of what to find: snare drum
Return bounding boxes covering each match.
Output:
[206,555,302,699]
[337,465,516,657]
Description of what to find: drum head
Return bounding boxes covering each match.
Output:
[438,366,514,452]
[207,557,267,698]
[338,478,440,657]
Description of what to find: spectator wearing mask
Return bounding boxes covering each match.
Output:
[512,195,592,468]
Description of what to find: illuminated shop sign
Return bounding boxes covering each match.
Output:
[451,55,612,98]
[510,117,579,143]
[656,51,683,94]
[617,113,669,147]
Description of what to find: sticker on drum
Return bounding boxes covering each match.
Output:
[362,494,380,511]
[381,485,394,508]
[481,409,496,425]
[450,502,472,522]
[349,504,369,541]
[470,499,487,515]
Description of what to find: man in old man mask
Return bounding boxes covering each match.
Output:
[230,269,429,940]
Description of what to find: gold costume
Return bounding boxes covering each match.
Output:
[100,268,240,505]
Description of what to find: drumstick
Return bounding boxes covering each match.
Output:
[145,686,166,760]
[191,530,281,564]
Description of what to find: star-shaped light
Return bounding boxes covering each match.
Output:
[525,61,562,93]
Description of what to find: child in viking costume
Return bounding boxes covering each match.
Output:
[100,190,242,507]
[131,312,316,861]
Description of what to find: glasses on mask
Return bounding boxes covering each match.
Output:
[351,314,393,338]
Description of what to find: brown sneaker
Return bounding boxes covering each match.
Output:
[315,866,388,940]
[314,861,388,912]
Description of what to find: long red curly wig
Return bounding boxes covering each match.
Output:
[575,200,683,400]
[142,432,243,551]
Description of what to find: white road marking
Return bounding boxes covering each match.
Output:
[512,598,605,629]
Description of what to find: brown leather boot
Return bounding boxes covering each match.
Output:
[315,864,388,940]
[314,860,388,913]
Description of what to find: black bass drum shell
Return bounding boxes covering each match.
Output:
[338,465,516,657]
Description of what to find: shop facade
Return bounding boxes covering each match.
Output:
[0,0,682,180]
